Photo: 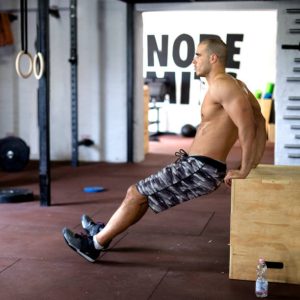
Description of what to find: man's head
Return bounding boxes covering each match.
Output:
[201,38,227,66]
[193,38,227,77]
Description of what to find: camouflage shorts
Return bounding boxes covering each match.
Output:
[136,149,226,213]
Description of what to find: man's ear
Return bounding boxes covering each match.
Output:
[210,53,218,64]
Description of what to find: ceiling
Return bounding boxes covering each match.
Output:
[119,0,281,3]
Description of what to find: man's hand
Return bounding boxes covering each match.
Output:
[224,169,247,187]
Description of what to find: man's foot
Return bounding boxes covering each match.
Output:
[62,227,101,263]
[81,214,111,249]
[81,214,105,236]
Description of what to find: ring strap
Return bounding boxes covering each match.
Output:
[20,0,28,53]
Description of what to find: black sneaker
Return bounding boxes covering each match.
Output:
[81,214,111,249]
[62,227,100,263]
[81,214,105,236]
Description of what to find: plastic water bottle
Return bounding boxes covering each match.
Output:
[164,94,170,104]
[255,258,268,298]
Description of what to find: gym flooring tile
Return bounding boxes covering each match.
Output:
[0,138,300,299]
[150,270,300,300]
[0,257,19,273]
[0,259,167,300]
[102,231,230,272]
[128,210,214,236]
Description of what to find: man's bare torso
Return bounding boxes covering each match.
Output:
[189,75,248,162]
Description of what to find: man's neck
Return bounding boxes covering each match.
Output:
[206,68,226,85]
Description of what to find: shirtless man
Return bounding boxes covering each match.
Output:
[62,38,267,263]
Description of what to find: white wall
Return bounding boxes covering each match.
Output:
[137,0,300,166]
[1,1,299,166]
[143,10,277,133]
[133,10,145,162]
[0,0,128,163]
[275,5,300,165]
[0,0,39,155]
[98,0,128,162]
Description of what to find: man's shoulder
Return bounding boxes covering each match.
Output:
[214,73,237,85]
[209,74,247,105]
[210,74,237,95]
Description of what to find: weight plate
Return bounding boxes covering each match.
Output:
[83,186,105,193]
[0,137,30,172]
[0,188,34,203]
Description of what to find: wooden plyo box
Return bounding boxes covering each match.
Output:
[229,164,300,284]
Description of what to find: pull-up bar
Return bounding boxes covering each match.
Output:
[15,0,78,206]
[0,6,70,14]
[36,0,51,206]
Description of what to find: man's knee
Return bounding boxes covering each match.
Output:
[124,185,147,206]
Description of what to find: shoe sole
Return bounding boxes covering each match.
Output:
[62,232,96,263]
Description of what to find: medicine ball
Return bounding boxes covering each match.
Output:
[0,136,30,172]
[181,124,196,138]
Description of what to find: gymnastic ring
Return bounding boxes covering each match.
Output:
[33,52,45,80]
[15,50,33,79]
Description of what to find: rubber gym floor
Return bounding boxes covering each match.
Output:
[0,135,299,300]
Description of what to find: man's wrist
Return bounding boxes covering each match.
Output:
[239,166,251,177]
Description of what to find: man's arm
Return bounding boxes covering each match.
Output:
[252,116,267,167]
[248,92,267,168]
[212,78,257,186]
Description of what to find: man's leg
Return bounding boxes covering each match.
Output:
[62,185,149,262]
[95,185,148,247]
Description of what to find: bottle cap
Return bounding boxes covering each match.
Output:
[259,258,265,263]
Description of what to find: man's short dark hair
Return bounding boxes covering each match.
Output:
[201,38,227,66]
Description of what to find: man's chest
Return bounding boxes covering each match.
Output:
[201,95,223,120]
